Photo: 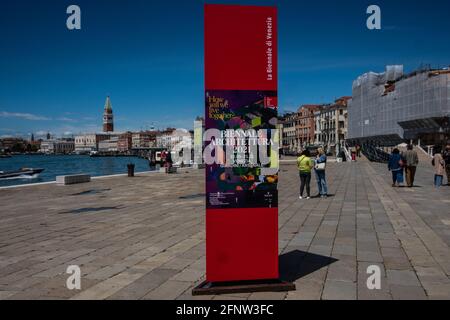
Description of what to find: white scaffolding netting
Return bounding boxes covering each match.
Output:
[348,65,450,139]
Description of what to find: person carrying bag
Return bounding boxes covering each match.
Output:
[314,148,328,198]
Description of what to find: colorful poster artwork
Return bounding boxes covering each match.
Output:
[205,90,278,209]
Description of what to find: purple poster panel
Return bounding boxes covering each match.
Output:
[205,90,279,209]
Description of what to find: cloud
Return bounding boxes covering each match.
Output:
[0,111,50,121]
[49,123,101,136]
[56,117,76,122]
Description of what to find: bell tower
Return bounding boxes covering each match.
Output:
[103,96,114,132]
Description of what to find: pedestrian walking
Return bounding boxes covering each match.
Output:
[388,148,404,187]
[432,147,445,188]
[351,146,357,161]
[314,148,328,198]
[297,150,314,200]
[402,144,419,187]
[356,144,361,158]
[443,144,450,186]
[165,150,173,168]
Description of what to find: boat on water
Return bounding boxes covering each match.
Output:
[0,168,44,179]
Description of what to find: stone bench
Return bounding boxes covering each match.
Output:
[56,174,91,185]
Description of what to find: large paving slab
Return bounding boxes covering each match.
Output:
[0,159,449,300]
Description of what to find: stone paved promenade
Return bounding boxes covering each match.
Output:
[0,159,449,300]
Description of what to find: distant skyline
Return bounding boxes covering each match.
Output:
[1,0,450,138]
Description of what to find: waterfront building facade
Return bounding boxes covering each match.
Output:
[39,140,55,154]
[169,129,194,165]
[156,128,176,149]
[314,97,349,154]
[117,132,133,152]
[0,138,26,152]
[280,112,297,154]
[98,136,119,152]
[53,139,75,154]
[75,133,111,153]
[296,105,321,149]
[29,139,42,151]
[278,98,351,155]
[170,129,191,148]
[275,119,283,155]
[132,131,157,149]
[348,65,450,146]
[40,139,75,154]
[103,96,114,133]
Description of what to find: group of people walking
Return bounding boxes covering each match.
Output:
[388,145,418,187]
[388,143,450,188]
[295,142,450,199]
[296,148,328,199]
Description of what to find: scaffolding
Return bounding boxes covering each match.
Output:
[348,65,450,145]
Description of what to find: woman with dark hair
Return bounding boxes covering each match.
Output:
[388,148,404,187]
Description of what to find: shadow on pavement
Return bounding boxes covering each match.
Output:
[59,206,122,214]
[279,250,338,282]
[179,193,206,199]
[70,188,111,196]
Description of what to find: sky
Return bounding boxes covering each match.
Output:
[1,0,450,138]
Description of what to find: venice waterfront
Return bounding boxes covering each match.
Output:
[0,155,153,187]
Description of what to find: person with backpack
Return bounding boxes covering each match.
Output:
[297,150,314,199]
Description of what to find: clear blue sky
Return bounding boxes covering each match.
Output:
[1,0,450,138]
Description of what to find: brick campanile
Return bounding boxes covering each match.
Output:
[103,96,114,132]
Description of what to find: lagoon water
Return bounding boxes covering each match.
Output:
[0,155,152,187]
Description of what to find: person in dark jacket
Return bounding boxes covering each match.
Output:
[164,150,173,168]
[388,148,404,187]
[443,144,450,186]
[356,144,361,158]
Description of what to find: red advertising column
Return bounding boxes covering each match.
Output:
[194,5,293,294]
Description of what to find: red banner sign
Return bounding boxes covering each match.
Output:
[204,4,278,282]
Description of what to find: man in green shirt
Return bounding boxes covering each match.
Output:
[297,150,314,199]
